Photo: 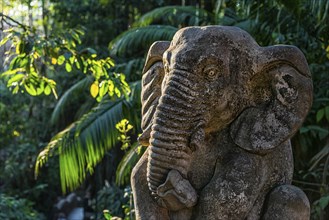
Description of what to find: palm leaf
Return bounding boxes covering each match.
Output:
[36,80,142,193]
[51,76,93,125]
[109,25,177,58]
[310,0,329,24]
[133,5,212,27]
[36,98,129,193]
[113,58,145,82]
[114,82,143,187]
[115,142,143,186]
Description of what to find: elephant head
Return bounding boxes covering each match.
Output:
[138,26,312,211]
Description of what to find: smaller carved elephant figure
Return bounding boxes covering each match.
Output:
[131,26,313,220]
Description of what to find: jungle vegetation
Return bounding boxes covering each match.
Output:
[0,0,328,219]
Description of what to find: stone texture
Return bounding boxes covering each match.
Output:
[131,26,313,220]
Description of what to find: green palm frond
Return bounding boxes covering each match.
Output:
[51,76,93,125]
[133,6,212,27]
[109,25,177,58]
[114,58,145,82]
[36,98,130,193]
[310,0,329,24]
[36,80,142,193]
[116,142,143,186]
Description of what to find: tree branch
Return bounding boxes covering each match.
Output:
[0,13,28,31]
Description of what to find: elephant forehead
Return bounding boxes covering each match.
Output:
[167,26,259,72]
[171,26,259,50]
[169,44,229,70]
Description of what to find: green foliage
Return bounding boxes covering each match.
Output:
[0,16,126,102]
[109,25,177,58]
[2,1,328,219]
[116,119,133,150]
[36,78,141,193]
[91,183,134,220]
[313,195,329,219]
[103,210,112,220]
[116,142,143,187]
[134,5,211,27]
[35,98,130,193]
[50,76,94,125]
[0,193,45,220]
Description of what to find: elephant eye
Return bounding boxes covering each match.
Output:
[204,66,219,80]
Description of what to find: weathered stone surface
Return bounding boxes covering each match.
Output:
[131,26,313,220]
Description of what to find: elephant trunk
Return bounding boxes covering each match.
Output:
[147,69,202,195]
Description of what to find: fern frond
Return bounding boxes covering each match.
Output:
[109,25,177,58]
[133,6,212,27]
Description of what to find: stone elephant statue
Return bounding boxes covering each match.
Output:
[131,26,313,220]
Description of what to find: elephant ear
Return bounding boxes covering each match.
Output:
[230,46,313,155]
[138,41,170,146]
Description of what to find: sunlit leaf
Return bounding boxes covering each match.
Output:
[7,74,24,86]
[65,62,72,72]
[44,85,51,95]
[108,80,114,96]
[90,82,99,98]
[99,80,109,98]
[69,56,75,64]
[3,27,14,33]
[114,87,121,97]
[33,51,40,59]
[36,84,44,95]
[71,31,82,44]
[12,85,19,94]
[103,210,112,220]
[51,57,57,65]
[16,41,22,54]
[1,68,25,76]
[107,58,115,67]
[24,84,37,96]
[0,35,10,46]
[57,55,65,65]
[75,60,81,69]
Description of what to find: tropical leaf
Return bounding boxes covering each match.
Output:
[36,98,129,193]
[115,142,143,186]
[133,6,212,27]
[51,76,93,125]
[113,58,145,82]
[36,80,142,193]
[109,25,177,58]
[310,0,329,25]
